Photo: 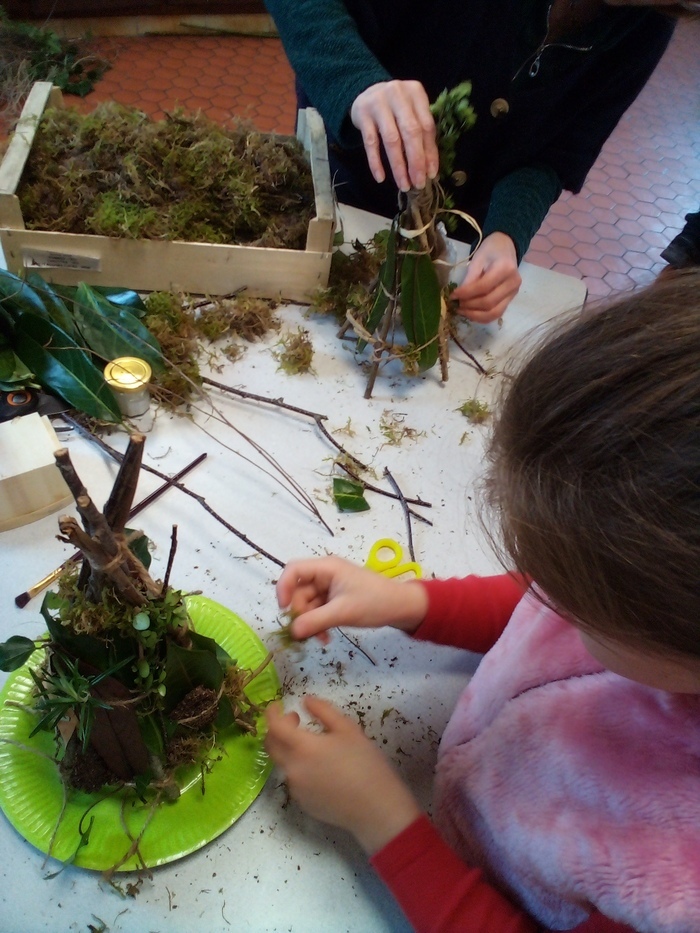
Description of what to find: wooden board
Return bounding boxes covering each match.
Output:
[0,414,73,533]
[0,83,335,301]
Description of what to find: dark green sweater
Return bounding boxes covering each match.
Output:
[265,0,674,258]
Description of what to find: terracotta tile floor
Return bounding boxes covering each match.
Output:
[74,22,699,298]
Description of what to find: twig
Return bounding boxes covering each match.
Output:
[450,332,488,376]
[364,294,396,400]
[15,453,207,608]
[103,433,145,533]
[338,462,432,521]
[202,376,367,471]
[162,525,178,593]
[383,468,417,562]
[62,414,286,569]
[338,630,377,666]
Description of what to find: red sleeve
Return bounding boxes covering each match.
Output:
[371,816,636,933]
[413,573,527,653]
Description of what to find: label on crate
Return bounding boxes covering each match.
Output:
[22,249,101,272]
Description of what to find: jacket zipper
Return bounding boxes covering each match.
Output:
[513,1,593,80]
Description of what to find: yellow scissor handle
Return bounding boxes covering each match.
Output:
[365,538,422,579]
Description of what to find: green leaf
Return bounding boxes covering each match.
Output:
[400,248,441,371]
[0,346,34,386]
[25,272,76,337]
[13,312,122,422]
[163,642,224,713]
[73,284,164,373]
[358,220,398,353]
[0,269,50,319]
[332,477,370,513]
[92,287,148,318]
[125,528,151,570]
[0,635,38,671]
[190,631,233,668]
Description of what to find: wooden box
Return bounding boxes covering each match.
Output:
[0,83,335,302]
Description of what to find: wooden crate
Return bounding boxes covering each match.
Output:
[0,83,335,302]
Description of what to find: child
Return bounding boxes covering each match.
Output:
[265,270,700,933]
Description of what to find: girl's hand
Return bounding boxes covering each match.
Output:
[265,696,422,855]
[276,556,428,642]
[451,232,522,323]
[350,80,440,194]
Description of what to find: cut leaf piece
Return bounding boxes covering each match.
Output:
[332,477,370,512]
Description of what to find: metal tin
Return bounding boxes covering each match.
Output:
[103,357,152,418]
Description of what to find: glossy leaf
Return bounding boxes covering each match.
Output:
[25,272,76,337]
[190,630,233,668]
[93,286,148,318]
[163,641,224,713]
[13,311,122,422]
[0,269,50,319]
[0,635,37,671]
[332,476,370,513]
[41,593,135,676]
[358,220,398,352]
[400,248,441,371]
[73,283,164,372]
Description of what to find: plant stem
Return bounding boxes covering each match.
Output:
[202,376,367,471]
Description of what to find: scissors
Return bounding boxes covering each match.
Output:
[365,538,422,579]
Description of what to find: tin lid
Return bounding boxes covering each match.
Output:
[103,357,152,394]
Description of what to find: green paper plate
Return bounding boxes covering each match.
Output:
[0,595,280,872]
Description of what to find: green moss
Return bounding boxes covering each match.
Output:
[457,398,490,424]
[18,102,315,249]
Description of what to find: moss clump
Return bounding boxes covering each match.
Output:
[457,398,490,424]
[18,102,316,248]
[142,290,280,407]
[310,231,387,323]
[273,328,314,374]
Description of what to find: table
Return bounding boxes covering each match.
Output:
[0,207,586,933]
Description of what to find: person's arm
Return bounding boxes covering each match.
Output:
[372,815,637,933]
[481,165,563,264]
[263,0,388,145]
[415,573,527,653]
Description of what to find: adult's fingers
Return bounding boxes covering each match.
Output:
[352,81,438,192]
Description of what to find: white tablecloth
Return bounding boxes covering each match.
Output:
[0,207,586,933]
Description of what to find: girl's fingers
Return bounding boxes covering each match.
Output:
[303,695,356,734]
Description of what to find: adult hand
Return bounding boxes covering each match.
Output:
[276,556,428,643]
[265,696,422,854]
[350,80,440,194]
[451,232,522,323]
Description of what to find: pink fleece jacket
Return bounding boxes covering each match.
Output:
[432,588,700,932]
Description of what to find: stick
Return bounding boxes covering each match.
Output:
[14,453,207,608]
[383,467,417,562]
[201,376,368,471]
[62,415,286,569]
